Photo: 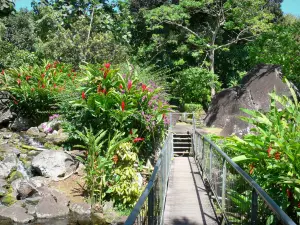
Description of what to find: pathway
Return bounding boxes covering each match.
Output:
[163,157,219,225]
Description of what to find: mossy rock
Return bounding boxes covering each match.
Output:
[19,157,30,168]
[1,193,16,206]
[7,171,24,183]
[44,142,63,151]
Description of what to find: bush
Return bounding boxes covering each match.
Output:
[219,79,300,220]
[184,103,204,118]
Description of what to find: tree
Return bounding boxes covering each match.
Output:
[142,0,275,96]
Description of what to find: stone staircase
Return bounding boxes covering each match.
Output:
[173,133,192,156]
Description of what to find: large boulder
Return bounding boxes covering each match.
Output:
[31,150,78,180]
[0,91,16,128]
[35,195,69,219]
[0,205,34,223]
[204,64,292,136]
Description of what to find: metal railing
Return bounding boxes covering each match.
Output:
[193,130,296,225]
[124,133,173,225]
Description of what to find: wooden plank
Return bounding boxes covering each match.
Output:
[164,157,219,225]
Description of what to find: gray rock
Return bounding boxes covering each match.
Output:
[205,64,293,136]
[0,154,18,178]
[50,189,70,207]
[26,127,46,138]
[26,204,36,215]
[0,109,15,127]
[17,181,37,199]
[9,116,33,131]
[35,195,69,219]
[31,150,78,180]
[69,202,91,216]
[0,205,34,223]
[137,173,143,187]
[29,176,50,188]
[0,178,7,188]
[25,196,42,205]
[2,133,12,139]
[0,186,6,196]
[45,129,69,144]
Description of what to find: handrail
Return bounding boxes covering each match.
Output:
[125,158,162,224]
[124,133,173,225]
[195,130,296,225]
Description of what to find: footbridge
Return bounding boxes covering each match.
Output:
[124,113,296,225]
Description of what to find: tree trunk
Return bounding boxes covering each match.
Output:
[209,48,216,97]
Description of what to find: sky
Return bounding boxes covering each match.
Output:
[14,0,300,16]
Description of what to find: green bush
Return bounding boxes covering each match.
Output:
[219,79,300,221]
[184,103,204,118]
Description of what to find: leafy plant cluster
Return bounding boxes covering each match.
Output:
[218,80,300,221]
[1,61,170,208]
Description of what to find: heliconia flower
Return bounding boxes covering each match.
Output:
[121,101,125,111]
[82,91,86,100]
[104,70,108,79]
[133,137,145,143]
[112,154,118,164]
[1,70,4,75]
[142,84,147,91]
[97,84,102,93]
[17,79,21,86]
[267,145,272,157]
[105,63,111,69]
[127,80,132,90]
[129,129,133,135]
[119,84,123,89]
[274,152,280,160]
[249,163,254,175]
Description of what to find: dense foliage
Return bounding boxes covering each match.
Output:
[218,80,300,220]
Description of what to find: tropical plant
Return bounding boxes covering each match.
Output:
[219,79,300,220]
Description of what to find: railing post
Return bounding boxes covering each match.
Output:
[251,188,258,225]
[148,188,154,225]
[209,144,213,182]
[221,159,227,225]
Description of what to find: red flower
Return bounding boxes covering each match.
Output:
[97,84,102,93]
[142,84,147,91]
[41,73,45,78]
[17,79,21,86]
[1,70,4,75]
[25,76,31,81]
[41,84,46,89]
[121,101,125,111]
[119,84,123,89]
[274,152,280,160]
[162,114,166,119]
[133,137,145,143]
[102,89,107,95]
[18,73,21,77]
[267,145,272,157]
[105,63,111,69]
[129,129,133,135]
[104,70,108,79]
[82,91,86,100]
[286,189,293,199]
[127,80,132,90]
[249,163,254,175]
[53,83,57,88]
[112,154,118,164]
[68,73,71,77]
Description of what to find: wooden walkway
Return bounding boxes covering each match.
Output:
[163,157,219,225]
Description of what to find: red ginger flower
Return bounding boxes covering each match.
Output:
[102,89,107,95]
[105,63,111,69]
[133,137,145,143]
[121,101,125,111]
[97,84,102,93]
[104,70,108,79]
[1,70,4,75]
[127,80,132,90]
[82,91,86,100]
[41,73,45,78]
[119,84,123,89]
[129,129,133,135]
[17,79,21,86]
[26,76,32,81]
[112,154,118,164]
[274,152,280,160]
[267,145,272,157]
[142,84,147,91]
